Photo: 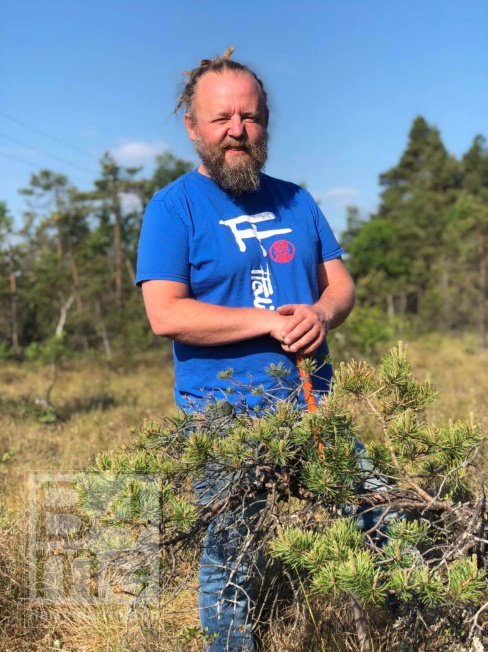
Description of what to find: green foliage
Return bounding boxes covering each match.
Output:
[0,151,193,358]
[0,342,14,360]
[385,518,433,547]
[24,334,69,364]
[448,556,487,605]
[342,116,488,346]
[333,306,399,357]
[270,522,385,606]
[1,117,488,359]
[181,625,219,647]
[68,344,488,652]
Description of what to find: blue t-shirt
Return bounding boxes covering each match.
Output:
[136,169,344,410]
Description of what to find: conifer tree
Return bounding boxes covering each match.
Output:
[341,116,488,339]
[73,345,488,651]
[444,192,488,349]
[374,116,461,317]
[80,153,145,311]
[141,152,193,207]
[462,135,488,199]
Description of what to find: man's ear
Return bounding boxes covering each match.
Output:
[184,113,197,142]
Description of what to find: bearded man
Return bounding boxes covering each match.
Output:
[136,50,355,652]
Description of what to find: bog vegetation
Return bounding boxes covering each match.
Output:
[0,338,487,651]
[1,116,488,651]
[73,344,488,652]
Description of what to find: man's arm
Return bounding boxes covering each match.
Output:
[278,257,355,356]
[141,279,290,346]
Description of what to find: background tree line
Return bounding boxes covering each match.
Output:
[342,116,488,351]
[0,152,193,360]
[1,115,487,360]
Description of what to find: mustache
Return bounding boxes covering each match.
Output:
[221,140,250,151]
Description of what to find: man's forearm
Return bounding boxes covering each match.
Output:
[314,275,355,330]
[278,259,355,355]
[145,295,288,346]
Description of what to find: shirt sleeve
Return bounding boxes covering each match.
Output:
[307,192,344,263]
[135,198,190,286]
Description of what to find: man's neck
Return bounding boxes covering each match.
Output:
[197,163,210,178]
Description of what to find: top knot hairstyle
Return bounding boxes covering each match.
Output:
[174,47,269,125]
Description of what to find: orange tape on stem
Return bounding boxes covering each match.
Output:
[297,353,324,457]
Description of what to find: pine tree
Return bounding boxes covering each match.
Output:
[81,153,144,312]
[342,117,488,337]
[141,152,193,207]
[72,345,488,651]
[443,192,488,350]
[462,135,488,200]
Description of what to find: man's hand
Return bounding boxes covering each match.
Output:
[273,258,355,356]
[269,312,295,344]
[276,304,329,355]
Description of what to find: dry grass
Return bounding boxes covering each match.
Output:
[0,334,487,651]
[0,347,178,651]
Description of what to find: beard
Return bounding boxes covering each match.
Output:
[194,130,268,197]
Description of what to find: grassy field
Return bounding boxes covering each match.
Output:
[0,333,487,651]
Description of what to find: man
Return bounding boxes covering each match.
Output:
[136,50,355,652]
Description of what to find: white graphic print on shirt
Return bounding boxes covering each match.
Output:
[251,263,275,310]
[219,212,292,257]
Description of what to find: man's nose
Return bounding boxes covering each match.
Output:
[227,116,245,138]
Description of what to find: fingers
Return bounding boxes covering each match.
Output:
[281,315,305,339]
[283,317,319,347]
[276,304,328,353]
[277,303,308,341]
[281,331,324,355]
[283,314,326,348]
[277,304,297,316]
[286,326,325,353]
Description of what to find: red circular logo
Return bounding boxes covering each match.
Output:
[269,240,295,263]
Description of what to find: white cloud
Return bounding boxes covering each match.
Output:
[312,187,360,209]
[111,140,167,166]
[322,187,359,200]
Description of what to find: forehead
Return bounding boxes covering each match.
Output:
[193,71,265,116]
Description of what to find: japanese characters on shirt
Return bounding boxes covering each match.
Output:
[219,212,296,311]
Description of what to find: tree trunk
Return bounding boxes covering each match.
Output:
[66,232,90,352]
[416,286,423,315]
[124,256,136,285]
[9,255,21,357]
[398,293,407,316]
[112,189,123,311]
[96,301,112,360]
[386,293,395,321]
[55,293,75,337]
[440,267,450,330]
[350,592,372,652]
[66,233,83,312]
[477,229,486,351]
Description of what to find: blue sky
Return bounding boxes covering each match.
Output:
[1,0,487,235]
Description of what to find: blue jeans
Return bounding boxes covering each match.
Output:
[350,437,399,536]
[194,465,267,652]
[192,439,394,652]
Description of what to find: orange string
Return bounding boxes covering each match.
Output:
[297,353,325,457]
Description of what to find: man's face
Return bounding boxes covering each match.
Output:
[185,71,268,195]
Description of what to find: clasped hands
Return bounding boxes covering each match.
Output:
[270,303,330,356]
